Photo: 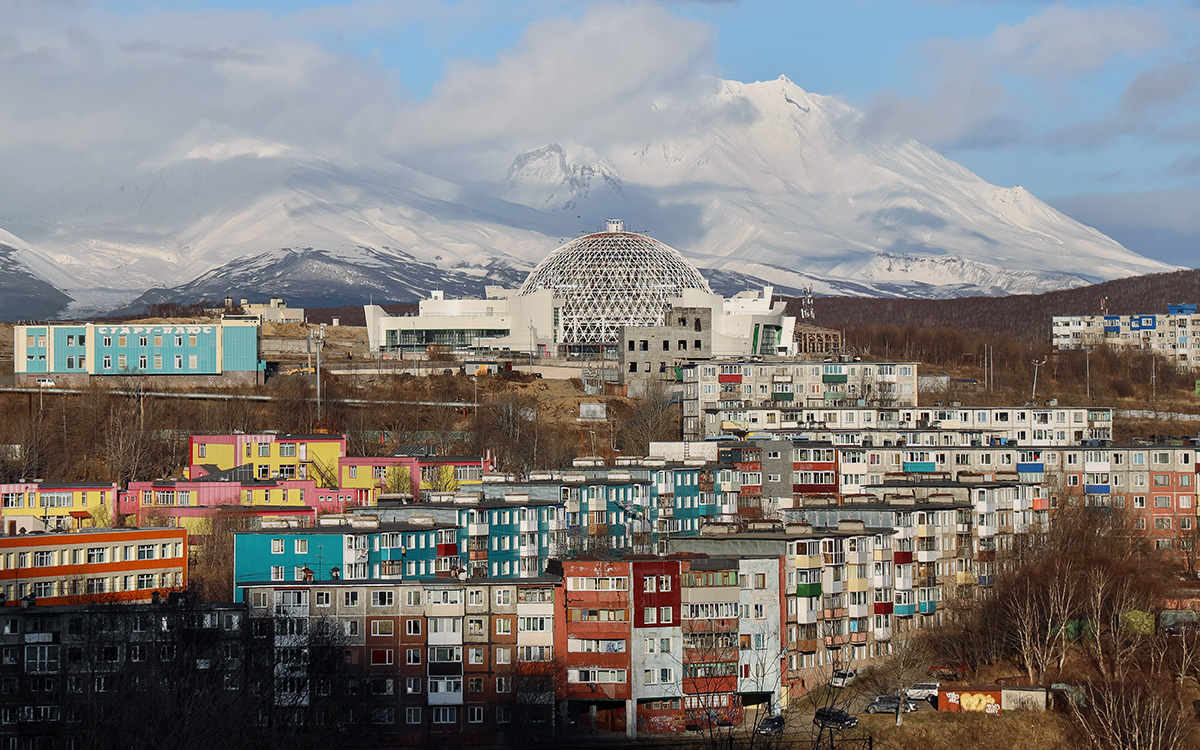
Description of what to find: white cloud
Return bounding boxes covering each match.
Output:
[394,2,729,178]
[858,3,1172,148]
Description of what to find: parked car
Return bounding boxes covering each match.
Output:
[755,715,786,735]
[34,378,55,387]
[865,695,920,714]
[905,682,941,701]
[813,707,858,731]
[829,669,857,688]
[927,662,970,680]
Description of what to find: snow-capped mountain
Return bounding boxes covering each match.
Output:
[0,77,1177,319]
[500,76,1174,296]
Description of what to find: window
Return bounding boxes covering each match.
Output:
[406,648,421,665]
[406,590,422,607]
[406,619,421,636]
[432,707,456,724]
[371,620,394,636]
[370,649,393,666]
[495,589,512,606]
[496,676,511,693]
[271,539,284,554]
[371,590,394,607]
[294,540,308,554]
[495,647,511,664]
[270,566,284,581]
[406,707,421,724]
[495,618,512,635]
[343,591,360,606]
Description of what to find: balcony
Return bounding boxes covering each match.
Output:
[872,549,893,562]
[849,631,868,644]
[893,551,913,565]
[918,601,937,615]
[822,373,848,383]
[955,571,976,585]
[916,550,938,564]
[771,392,795,402]
[894,603,916,616]
[903,462,936,473]
[718,374,742,384]
[873,602,893,615]
[915,524,937,537]
[978,575,995,587]
[1084,485,1110,495]
[795,582,821,598]
[822,608,845,620]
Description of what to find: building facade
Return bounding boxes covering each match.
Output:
[14,320,264,386]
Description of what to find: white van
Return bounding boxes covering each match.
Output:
[35,378,56,387]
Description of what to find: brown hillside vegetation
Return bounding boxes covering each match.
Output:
[790,268,1200,342]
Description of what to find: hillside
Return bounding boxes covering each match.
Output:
[796,268,1200,342]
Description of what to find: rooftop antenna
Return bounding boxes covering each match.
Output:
[800,285,816,322]
[1100,296,1108,315]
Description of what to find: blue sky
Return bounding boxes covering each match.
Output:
[4,0,1199,265]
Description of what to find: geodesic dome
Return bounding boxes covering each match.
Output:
[518,220,712,345]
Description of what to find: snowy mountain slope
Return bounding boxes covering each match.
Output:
[501,76,1174,293]
[0,77,1178,318]
[8,122,578,314]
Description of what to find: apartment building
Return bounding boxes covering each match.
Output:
[0,528,188,605]
[0,597,249,748]
[682,359,920,441]
[240,576,561,745]
[189,432,348,485]
[671,522,891,706]
[1053,304,1200,368]
[120,472,334,531]
[690,403,1113,444]
[1,481,120,534]
[13,320,264,386]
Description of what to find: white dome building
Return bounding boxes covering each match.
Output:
[518,220,712,346]
[363,219,794,364]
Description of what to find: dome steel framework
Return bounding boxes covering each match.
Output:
[518,222,712,345]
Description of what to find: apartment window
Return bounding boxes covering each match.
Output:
[294,539,308,554]
[495,618,512,636]
[271,539,284,554]
[661,607,673,624]
[468,706,484,724]
[406,648,421,665]
[495,647,511,664]
[315,591,330,607]
[406,590,422,607]
[405,619,421,636]
[371,620,394,637]
[270,566,284,581]
[468,647,484,664]
[432,707,456,724]
[344,621,360,637]
[371,590,394,607]
[496,677,511,693]
[343,591,359,606]
[495,588,512,606]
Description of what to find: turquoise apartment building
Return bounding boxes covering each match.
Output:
[15,320,264,386]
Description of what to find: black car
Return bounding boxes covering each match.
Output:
[813,707,859,730]
[755,715,786,735]
[865,695,920,714]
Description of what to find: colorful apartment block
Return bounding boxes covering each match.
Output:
[13,320,264,386]
[120,471,346,533]
[0,527,187,605]
[189,432,347,487]
[1,482,120,534]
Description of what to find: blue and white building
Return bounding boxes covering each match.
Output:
[1052,303,1200,369]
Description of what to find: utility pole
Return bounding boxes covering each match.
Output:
[1031,358,1046,403]
[1085,347,1091,401]
[316,324,326,424]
